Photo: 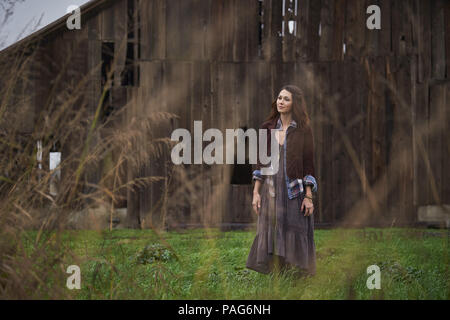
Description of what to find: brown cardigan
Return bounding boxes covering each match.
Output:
[255,116,316,180]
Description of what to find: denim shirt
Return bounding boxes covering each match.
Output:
[252,118,318,199]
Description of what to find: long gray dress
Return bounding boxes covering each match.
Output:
[246,142,316,276]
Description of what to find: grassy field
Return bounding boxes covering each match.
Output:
[20,227,449,300]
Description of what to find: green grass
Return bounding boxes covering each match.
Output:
[18,228,449,299]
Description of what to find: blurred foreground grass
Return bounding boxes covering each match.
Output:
[20,227,449,299]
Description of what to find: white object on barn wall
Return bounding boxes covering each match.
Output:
[417,205,450,228]
[36,140,43,169]
[49,152,61,197]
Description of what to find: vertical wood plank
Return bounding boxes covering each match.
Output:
[319,0,335,61]
[222,0,235,61]
[386,56,414,223]
[348,62,364,217]
[216,62,230,224]
[416,0,431,83]
[250,61,272,129]
[260,0,272,61]
[329,62,344,222]
[428,83,446,205]
[126,87,140,228]
[113,0,127,87]
[379,0,392,56]
[340,61,352,218]
[306,0,321,61]
[391,0,402,56]
[371,57,387,219]
[209,61,225,225]
[414,79,429,206]
[206,0,224,61]
[318,62,332,223]
[269,0,283,61]
[166,0,185,60]
[233,0,247,62]
[442,84,450,203]
[431,0,446,79]
[411,54,418,208]
[444,0,450,78]
[364,0,380,56]
[311,62,324,223]
[191,61,212,224]
[140,0,166,60]
[164,61,193,225]
[87,12,101,40]
[403,0,414,56]
[332,0,345,61]
[165,0,208,61]
[100,2,115,40]
[137,61,170,228]
[290,0,308,62]
[391,0,414,57]
[246,0,260,61]
[359,57,374,223]
[191,0,209,60]
[399,56,414,224]
[345,0,365,60]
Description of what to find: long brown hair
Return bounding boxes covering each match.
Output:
[265,85,311,130]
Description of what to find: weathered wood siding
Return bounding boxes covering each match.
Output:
[4,0,449,228]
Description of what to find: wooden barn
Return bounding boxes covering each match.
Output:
[0,0,449,229]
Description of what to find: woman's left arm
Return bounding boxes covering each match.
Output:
[301,126,317,216]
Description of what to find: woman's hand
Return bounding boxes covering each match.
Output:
[252,192,261,215]
[301,196,314,216]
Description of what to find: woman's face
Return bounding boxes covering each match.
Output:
[277,89,293,115]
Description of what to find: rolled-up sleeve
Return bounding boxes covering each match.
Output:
[252,169,264,182]
[303,174,318,192]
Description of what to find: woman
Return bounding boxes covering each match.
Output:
[246,85,318,278]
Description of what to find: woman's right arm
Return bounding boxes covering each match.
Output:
[252,123,267,214]
[252,180,262,214]
[253,179,262,195]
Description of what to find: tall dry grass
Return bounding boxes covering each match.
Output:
[0,26,192,297]
[0,1,447,299]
